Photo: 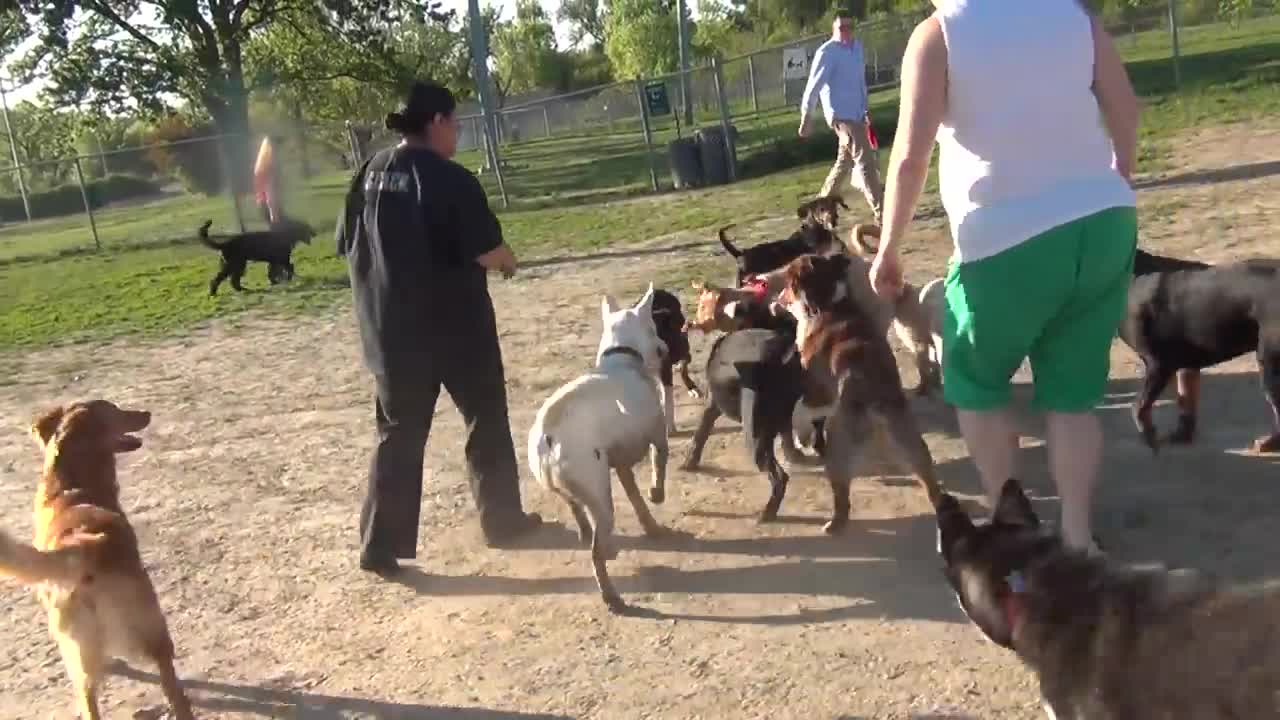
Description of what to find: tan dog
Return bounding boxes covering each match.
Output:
[891,277,946,397]
[12,400,197,720]
[846,223,882,256]
[684,279,790,335]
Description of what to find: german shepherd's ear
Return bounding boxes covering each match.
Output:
[796,200,816,219]
[991,478,1040,529]
[30,406,66,449]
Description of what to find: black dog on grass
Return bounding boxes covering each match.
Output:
[198,218,315,296]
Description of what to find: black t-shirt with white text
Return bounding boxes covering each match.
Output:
[336,144,504,376]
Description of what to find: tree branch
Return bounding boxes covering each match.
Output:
[78,0,167,53]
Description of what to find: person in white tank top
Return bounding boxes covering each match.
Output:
[867,0,1141,552]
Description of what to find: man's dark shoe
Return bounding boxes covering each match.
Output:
[482,511,544,547]
[359,552,402,578]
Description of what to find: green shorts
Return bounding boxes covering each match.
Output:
[942,205,1138,413]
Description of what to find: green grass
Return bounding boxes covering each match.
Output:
[1,16,1277,350]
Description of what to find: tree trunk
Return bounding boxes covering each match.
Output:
[203,82,253,197]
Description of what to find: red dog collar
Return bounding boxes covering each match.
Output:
[743,276,769,300]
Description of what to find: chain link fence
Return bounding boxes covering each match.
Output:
[0,134,291,263]
[2,0,1276,260]
[344,0,1277,210]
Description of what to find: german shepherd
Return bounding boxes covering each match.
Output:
[937,478,1280,719]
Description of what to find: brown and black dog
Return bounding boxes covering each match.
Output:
[12,400,197,720]
[1122,248,1280,453]
[778,253,945,533]
[717,196,849,286]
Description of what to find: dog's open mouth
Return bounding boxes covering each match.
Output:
[114,434,143,452]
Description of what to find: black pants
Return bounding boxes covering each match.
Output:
[358,330,526,560]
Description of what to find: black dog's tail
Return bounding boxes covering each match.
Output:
[196,220,226,250]
[718,224,742,258]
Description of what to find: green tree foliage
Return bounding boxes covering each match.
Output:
[558,0,608,49]
[605,0,680,79]
[7,0,448,189]
[0,7,29,59]
[493,0,571,96]
[0,101,78,191]
[243,9,468,143]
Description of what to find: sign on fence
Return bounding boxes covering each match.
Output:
[643,82,671,117]
[782,47,810,80]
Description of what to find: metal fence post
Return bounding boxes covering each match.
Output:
[0,78,32,222]
[1167,0,1182,89]
[747,55,759,113]
[72,156,101,250]
[542,106,551,139]
[711,57,737,183]
[634,78,661,193]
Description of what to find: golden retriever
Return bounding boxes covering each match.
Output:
[1,399,197,720]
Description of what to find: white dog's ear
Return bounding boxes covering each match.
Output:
[635,283,655,316]
[602,294,620,318]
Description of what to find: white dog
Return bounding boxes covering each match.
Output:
[527,283,673,613]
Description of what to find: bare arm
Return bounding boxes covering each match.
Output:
[878,16,947,256]
[1089,15,1140,181]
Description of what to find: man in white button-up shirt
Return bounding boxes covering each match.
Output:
[799,12,883,224]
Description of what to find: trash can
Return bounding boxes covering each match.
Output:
[668,137,703,190]
[695,124,739,186]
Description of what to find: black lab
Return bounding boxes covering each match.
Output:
[198,218,315,296]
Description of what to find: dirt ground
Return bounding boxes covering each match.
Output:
[1,121,1278,720]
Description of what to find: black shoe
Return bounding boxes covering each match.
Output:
[482,511,544,548]
[359,552,402,578]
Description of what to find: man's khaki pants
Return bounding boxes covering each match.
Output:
[819,118,884,225]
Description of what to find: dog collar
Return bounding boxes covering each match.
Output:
[600,346,645,364]
[1003,570,1028,637]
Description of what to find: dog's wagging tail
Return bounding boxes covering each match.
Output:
[718,224,743,258]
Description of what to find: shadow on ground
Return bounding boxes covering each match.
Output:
[986,368,1280,582]
[112,664,577,719]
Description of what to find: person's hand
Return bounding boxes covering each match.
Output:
[500,254,518,279]
[869,245,905,300]
[797,118,810,138]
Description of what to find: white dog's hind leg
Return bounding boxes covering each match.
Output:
[577,471,625,612]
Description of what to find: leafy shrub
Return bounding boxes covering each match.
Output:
[145,115,227,196]
[0,174,163,222]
